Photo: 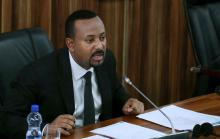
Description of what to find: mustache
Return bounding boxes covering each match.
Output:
[91,50,105,57]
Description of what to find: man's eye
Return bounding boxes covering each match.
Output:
[86,39,94,43]
[100,36,105,41]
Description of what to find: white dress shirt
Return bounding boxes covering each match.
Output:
[69,51,102,127]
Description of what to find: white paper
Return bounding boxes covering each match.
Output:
[91,121,166,139]
[137,105,220,130]
[82,135,109,139]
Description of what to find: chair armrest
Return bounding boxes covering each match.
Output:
[191,66,220,78]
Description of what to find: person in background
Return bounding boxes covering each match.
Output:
[5,9,144,138]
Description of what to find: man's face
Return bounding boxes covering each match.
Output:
[66,17,107,69]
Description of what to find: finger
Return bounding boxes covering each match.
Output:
[123,98,141,114]
[60,122,73,130]
[50,120,74,130]
[139,102,145,113]
[60,128,71,136]
[126,98,139,107]
[55,119,75,129]
[60,118,75,127]
[136,101,144,112]
[126,103,136,111]
[127,107,133,112]
[123,100,133,110]
[67,128,74,135]
[54,115,75,126]
[133,102,144,114]
[125,101,143,114]
[123,104,133,114]
[123,106,133,115]
[127,107,138,114]
[60,114,75,120]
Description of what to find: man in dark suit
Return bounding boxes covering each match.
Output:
[5,10,144,138]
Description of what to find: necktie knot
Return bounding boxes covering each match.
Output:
[84,71,91,80]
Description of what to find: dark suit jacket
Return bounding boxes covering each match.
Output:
[4,47,130,138]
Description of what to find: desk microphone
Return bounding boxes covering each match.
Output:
[192,122,220,137]
[124,76,176,134]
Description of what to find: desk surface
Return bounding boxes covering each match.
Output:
[62,93,220,139]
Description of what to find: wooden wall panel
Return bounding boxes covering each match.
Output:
[125,0,144,100]
[0,0,196,107]
[39,0,52,38]
[98,0,125,76]
[52,0,71,48]
[52,0,99,48]
[138,0,196,107]
[138,0,172,106]
[0,0,12,32]
[13,0,32,29]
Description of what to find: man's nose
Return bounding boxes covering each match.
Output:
[95,40,104,49]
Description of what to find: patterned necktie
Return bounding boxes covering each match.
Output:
[83,71,95,125]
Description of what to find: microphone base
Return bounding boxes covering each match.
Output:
[156,131,190,139]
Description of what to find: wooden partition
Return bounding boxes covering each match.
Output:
[0,0,196,107]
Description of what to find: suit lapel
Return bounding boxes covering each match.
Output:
[95,67,112,120]
[57,48,75,114]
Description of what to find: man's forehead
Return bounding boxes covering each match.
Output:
[74,17,105,36]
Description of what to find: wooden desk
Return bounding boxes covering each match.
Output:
[62,93,220,139]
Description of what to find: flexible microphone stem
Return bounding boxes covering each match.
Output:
[124,76,176,134]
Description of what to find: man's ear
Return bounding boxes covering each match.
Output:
[65,38,74,52]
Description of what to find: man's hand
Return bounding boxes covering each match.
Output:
[122,98,144,115]
[47,114,75,136]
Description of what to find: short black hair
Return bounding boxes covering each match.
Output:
[65,10,97,37]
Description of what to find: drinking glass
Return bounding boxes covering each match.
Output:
[45,125,61,139]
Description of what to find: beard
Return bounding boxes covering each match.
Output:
[89,49,105,67]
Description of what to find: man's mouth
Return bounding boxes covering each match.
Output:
[91,51,104,61]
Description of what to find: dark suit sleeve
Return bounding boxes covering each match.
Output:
[4,64,46,138]
[106,50,131,117]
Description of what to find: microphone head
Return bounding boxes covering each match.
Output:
[124,76,132,85]
[200,122,213,137]
[192,124,201,137]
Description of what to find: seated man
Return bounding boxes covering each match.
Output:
[5,10,144,138]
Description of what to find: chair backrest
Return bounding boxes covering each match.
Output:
[183,0,220,95]
[0,27,54,105]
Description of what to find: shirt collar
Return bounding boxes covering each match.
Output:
[69,51,94,80]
